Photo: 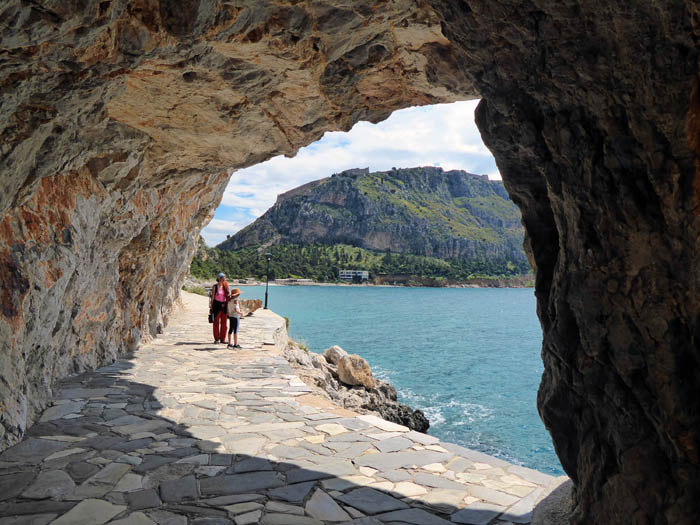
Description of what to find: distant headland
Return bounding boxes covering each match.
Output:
[193,167,532,287]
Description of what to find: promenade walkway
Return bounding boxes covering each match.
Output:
[0,292,563,525]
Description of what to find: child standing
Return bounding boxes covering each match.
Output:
[227,288,243,349]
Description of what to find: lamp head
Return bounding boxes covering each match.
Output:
[265,252,272,261]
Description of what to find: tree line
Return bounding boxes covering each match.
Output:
[191,243,532,283]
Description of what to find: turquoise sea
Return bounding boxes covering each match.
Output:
[240,285,563,475]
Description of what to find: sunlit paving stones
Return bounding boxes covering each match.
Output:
[0,292,565,524]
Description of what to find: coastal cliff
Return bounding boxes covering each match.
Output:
[219,166,527,267]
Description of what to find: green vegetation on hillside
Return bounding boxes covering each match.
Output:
[216,167,526,266]
[191,243,531,283]
[199,167,532,286]
[353,169,519,243]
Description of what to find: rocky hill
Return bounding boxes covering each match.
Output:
[217,167,527,269]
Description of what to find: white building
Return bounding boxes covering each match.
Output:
[339,269,369,281]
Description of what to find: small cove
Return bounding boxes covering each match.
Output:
[238,284,563,475]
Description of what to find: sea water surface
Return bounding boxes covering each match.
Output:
[240,285,563,475]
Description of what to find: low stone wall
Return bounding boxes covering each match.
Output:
[245,306,289,354]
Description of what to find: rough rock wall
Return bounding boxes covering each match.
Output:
[0,1,473,452]
[430,1,700,523]
[2,1,699,524]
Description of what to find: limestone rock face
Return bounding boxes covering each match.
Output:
[429,1,700,523]
[0,0,471,452]
[1,0,699,523]
[219,166,527,267]
[337,354,376,389]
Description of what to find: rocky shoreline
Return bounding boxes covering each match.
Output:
[177,287,429,433]
[284,343,430,433]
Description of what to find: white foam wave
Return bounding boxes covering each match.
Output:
[457,402,495,423]
[394,388,496,429]
[422,406,446,426]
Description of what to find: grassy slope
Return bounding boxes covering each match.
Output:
[355,169,521,244]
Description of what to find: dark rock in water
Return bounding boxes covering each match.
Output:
[358,386,430,433]
[284,344,429,433]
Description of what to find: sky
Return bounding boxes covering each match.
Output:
[201,100,499,246]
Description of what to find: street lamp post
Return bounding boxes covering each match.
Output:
[264,252,272,309]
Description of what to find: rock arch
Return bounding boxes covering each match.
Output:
[1,1,698,523]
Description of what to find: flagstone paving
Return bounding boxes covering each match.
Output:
[0,292,566,524]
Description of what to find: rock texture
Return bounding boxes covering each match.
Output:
[239,299,263,317]
[337,354,376,390]
[322,345,347,366]
[427,2,700,523]
[285,344,429,432]
[218,166,527,266]
[0,0,471,452]
[1,1,699,523]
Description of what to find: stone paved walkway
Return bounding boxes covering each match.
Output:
[0,292,564,525]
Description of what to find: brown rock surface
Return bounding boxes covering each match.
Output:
[1,1,699,523]
[239,299,262,316]
[322,345,348,366]
[337,354,376,389]
[428,2,700,522]
[0,0,471,452]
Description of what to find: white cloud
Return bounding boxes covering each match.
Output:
[201,100,498,246]
[201,218,252,246]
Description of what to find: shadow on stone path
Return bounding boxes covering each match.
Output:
[0,292,566,525]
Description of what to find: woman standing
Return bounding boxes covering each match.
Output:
[209,273,229,343]
[227,288,243,349]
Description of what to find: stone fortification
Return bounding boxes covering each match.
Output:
[1,1,699,523]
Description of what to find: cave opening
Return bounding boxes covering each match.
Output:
[2,1,698,522]
[201,101,500,247]
[192,100,561,476]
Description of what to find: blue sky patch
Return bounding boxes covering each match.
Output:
[201,100,498,245]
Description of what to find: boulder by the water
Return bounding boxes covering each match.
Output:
[337,354,376,389]
[239,299,262,316]
[323,345,348,365]
[285,346,314,368]
[284,344,429,433]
